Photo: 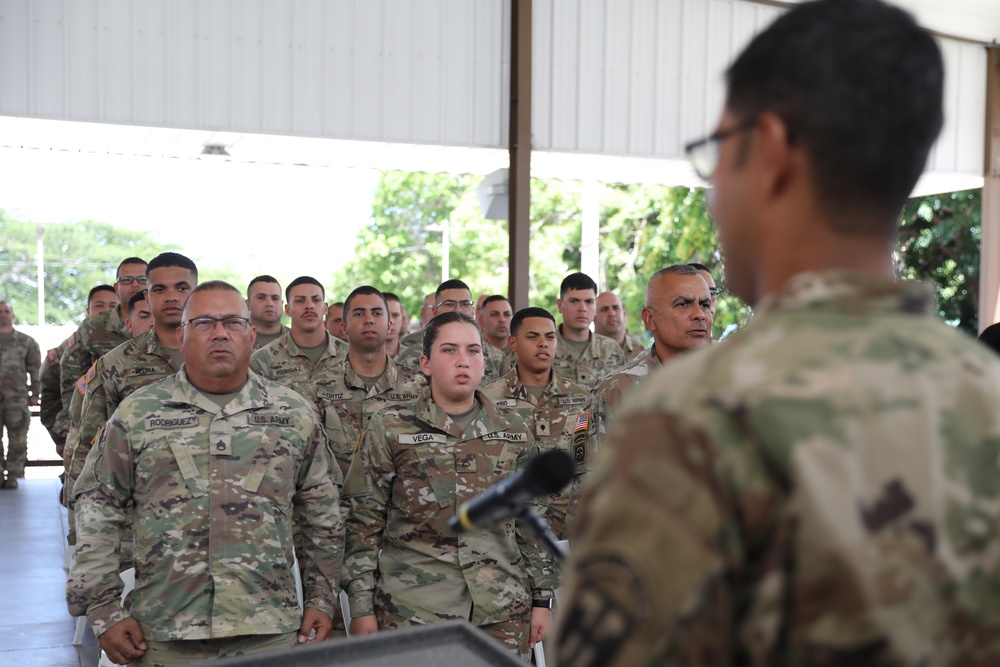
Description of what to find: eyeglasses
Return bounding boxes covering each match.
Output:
[182,316,251,332]
[684,117,757,181]
[436,300,475,312]
[117,275,148,286]
[708,287,722,297]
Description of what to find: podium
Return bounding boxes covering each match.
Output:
[188,620,523,666]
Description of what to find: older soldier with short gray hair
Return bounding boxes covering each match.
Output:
[68,281,343,666]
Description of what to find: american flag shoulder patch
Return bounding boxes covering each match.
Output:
[574,412,589,433]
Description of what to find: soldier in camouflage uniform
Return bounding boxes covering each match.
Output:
[68,281,343,666]
[0,301,41,488]
[344,312,555,661]
[482,307,589,540]
[595,292,645,363]
[480,295,515,363]
[383,292,405,358]
[689,262,721,329]
[556,3,1000,665]
[246,275,289,350]
[251,276,347,395]
[57,258,148,444]
[396,280,510,386]
[302,286,425,481]
[40,285,119,448]
[552,273,624,390]
[69,255,197,514]
[587,265,712,452]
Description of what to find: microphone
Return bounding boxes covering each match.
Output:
[450,449,574,533]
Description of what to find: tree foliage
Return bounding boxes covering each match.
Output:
[0,210,176,325]
[333,172,752,335]
[896,189,981,334]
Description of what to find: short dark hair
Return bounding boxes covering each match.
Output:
[116,257,147,277]
[247,275,280,295]
[285,276,325,301]
[687,262,711,274]
[422,312,480,359]
[725,0,943,228]
[181,281,243,319]
[383,291,401,304]
[482,295,510,313]
[980,323,1000,357]
[436,279,471,300]
[560,272,598,298]
[344,286,387,316]
[126,291,147,315]
[146,252,198,280]
[510,307,555,336]
[88,285,116,303]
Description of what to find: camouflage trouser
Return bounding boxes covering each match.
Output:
[0,402,30,477]
[134,631,297,666]
[376,603,532,663]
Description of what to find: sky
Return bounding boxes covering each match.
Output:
[0,145,382,281]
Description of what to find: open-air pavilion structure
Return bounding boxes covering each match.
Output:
[1,0,999,325]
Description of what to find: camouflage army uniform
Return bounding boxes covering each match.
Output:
[250,331,347,396]
[586,345,659,455]
[302,355,426,480]
[343,388,556,661]
[0,329,41,478]
[253,323,289,351]
[482,367,589,540]
[69,329,182,498]
[619,331,646,363]
[67,368,344,644]
[557,272,1000,667]
[396,329,422,354]
[396,336,510,388]
[58,309,130,438]
[552,328,624,390]
[39,338,70,444]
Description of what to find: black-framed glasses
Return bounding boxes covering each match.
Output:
[684,118,758,181]
[117,275,147,286]
[182,316,251,333]
[436,299,475,312]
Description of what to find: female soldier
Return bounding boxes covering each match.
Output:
[342,311,555,661]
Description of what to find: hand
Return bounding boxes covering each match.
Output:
[349,614,379,636]
[98,617,147,665]
[529,607,551,648]
[298,607,333,643]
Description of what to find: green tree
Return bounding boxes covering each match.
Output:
[0,210,176,324]
[599,185,750,338]
[896,189,981,334]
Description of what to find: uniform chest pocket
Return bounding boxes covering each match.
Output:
[140,436,208,519]
[490,443,521,483]
[241,427,295,514]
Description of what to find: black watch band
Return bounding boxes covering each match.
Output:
[532,599,551,609]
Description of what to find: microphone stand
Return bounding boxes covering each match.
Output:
[514,505,568,563]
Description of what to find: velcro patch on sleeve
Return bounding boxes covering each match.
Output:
[574,412,589,433]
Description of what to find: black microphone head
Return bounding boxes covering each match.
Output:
[524,449,574,496]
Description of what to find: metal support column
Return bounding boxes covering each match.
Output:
[508,0,532,311]
[982,47,1000,331]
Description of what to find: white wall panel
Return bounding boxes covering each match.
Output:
[0,0,506,148]
[0,0,987,181]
